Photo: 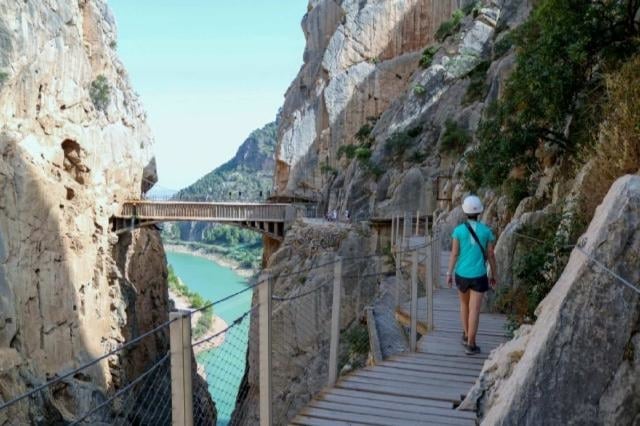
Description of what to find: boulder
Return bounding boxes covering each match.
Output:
[462,175,640,425]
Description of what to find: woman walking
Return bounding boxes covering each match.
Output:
[446,195,498,355]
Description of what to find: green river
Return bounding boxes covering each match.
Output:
[166,251,253,425]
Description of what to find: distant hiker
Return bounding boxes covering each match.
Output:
[331,209,338,222]
[345,209,350,222]
[446,195,498,355]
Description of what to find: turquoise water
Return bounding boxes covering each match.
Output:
[166,251,253,425]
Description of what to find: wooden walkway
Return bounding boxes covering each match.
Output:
[114,201,295,239]
[291,252,508,426]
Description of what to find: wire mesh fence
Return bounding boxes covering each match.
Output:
[192,306,258,426]
[73,354,172,426]
[270,275,334,423]
[0,215,442,426]
[0,320,174,426]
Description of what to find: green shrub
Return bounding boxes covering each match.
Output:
[409,150,427,163]
[419,46,438,68]
[435,9,464,42]
[440,119,471,155]
[193,306,214,339]
[320,161,337,176]
[337,145,358,160]
[502,178,530,212]
[109,40,117,49]
[363,161,385,179]
[462,1,482,17]
[355,147,372,161]
[496,210,586,327]
[338,322,371,372]
[493,32,513,59]
[413,84,427,96]
[89,75,111,111]
[463,61,490,105]
[465,0,640,191]
[0,71,8,86]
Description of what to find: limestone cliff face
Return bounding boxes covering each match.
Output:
[0,1,168,422]
[462,175,640,425]
[275,0,462,197]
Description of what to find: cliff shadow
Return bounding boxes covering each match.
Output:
[0,133,170,424]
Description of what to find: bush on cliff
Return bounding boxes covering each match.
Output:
[435,9,464,42]
[465,0,640,190]
[89,75,111,111]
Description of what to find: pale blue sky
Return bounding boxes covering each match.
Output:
[109,0,307,190]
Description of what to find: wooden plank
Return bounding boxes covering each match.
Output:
[379,359,482,376]
[383,354,484,376]
[339,376,469,400]
[363,364,477,384]
[308,400,473,425]
[342,374,472,396]
[352,369,476,388]
[323,387,453,409]
[396,352,487,366]
[298,406,471,426]
[319,392,475,418]
[290,415,360,426]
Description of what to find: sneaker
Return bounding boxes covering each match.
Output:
[465,344,481,355]
[461,333,468,347]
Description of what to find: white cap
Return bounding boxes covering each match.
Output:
[462,195,484,214]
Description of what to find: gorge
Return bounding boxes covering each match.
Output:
[1,0,639,425]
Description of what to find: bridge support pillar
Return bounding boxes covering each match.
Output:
[262,235,282,267]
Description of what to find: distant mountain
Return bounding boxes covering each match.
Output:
[166,120,277,244]
[175,120,277,202]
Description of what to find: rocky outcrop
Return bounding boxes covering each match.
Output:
[237,219,380,425]
[275,0,463,197]
[0,1,170,422]
[461,175,640,425]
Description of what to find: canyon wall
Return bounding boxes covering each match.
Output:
[264,0,640,423]
[275,0,463,199]
[0,1,169,422]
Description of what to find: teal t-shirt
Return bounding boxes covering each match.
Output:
[452,220,496,278]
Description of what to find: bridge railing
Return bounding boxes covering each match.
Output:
[119,201,291,222]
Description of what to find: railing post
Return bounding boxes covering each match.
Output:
[390,216,395,250]
[402,212,409,250]
[415,211,420,236]
[259,275,273,426]
[410,250,418,351]
[394,243,401,309]
[170,310,194,426]
[433,226,440,289]
[328,257,342,387]
[425,236,434,332]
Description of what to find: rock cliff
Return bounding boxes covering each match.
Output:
[264,0,640,423]
[275,0,463,199]
[462,175,640,425]
[0,1,169,422]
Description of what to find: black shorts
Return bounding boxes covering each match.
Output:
[455,274,489,293]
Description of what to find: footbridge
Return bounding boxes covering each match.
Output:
[113,200,297,240]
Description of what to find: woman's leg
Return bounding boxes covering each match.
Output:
[467,290,484,347]
[458,290,470,338]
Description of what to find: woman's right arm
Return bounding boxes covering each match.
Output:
[447,238,459,287]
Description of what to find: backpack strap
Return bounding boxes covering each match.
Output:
[464,222,487,263]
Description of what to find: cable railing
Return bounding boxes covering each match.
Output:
[0,316,175,425]
[0,211,442,426]
[512,231,640,295]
